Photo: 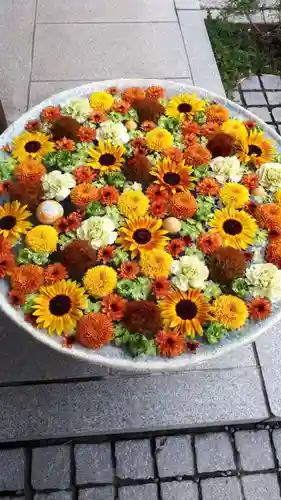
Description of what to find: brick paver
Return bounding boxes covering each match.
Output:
[115,439,153,480]
[0,449,25,490]
[155,435,194,477]
[195,432,235,473]
[75,443,113,485]
[32,446,71,490]
[235,430,274,471]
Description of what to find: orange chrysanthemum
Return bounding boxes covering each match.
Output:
[169,191,197,219]
[197,232,222,254]
[73,165,96,184]
[112,100,131,114]
[196,177,220,196]
[89,110,106,123]
[25,120,40,132]
[44,263,68,285]
[206,104,229,124]
[99,185,119,206]
[0,235,12,254]
[265,236,281,268]
[145,184,169,203]
[248,297,272,321]
[146,85,165,100]
[164,147,184,163]
[150,200,167,218]
[141,120,156,132]
[56,138,76,151]
[119,260,140,279]
[11,264,44,294]
[242,173,259,191]
[70,183,100,208]
[0,252,15,279]
[8,290,26,309]
[184,143,212,166]
[77,126,96,142]
[200,121,220,139]
[41,106,61,121]
[152,278,170,299]
[255,203,281,231]
[183,133,198,148]
[14,158,46,182]
[98,245,114,263]
[156,330,186,357]
[182,120,200,136]
[122,87,146,103]
[167,238,185,257]
[77,312,113,349]
[102,293,127,320]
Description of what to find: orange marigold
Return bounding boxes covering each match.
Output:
[183,133,198,148]
[89,110,106,123]
[248,297,272,321]
[167,238,185,257]
[77,126,96,142]
[102,293,127,320]
[112,100,131,114]
[14,158,46,182]
[0,252,15,279]
[182,120,200,136]
[169,191,197,219]
[11,264,44,294]
[206,104,229,124]
[56,138,76,151]
[70,183,100,208]
[0,236,12,254]
[152,278,170,299]
[196,177,220,196]
[197,232,222,254]
[122,87,146,103]
[184,143,212,166]
[156,330,186,357]
[44,263,68,285]
[146,85,165,100]
[265,236,281,268]
[41,106,61,121]
[255,203,281,231]
[119,260,140,279]
[77,312,113,349]
[164,147,184,163]
[200,122,220,139]
[99,186,119,206]
[8,290,25,309]
[242,173,259,191]
[73,165,96,184]
[97,245,114,263]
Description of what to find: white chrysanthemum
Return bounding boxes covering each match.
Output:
[96,120,130,145]
[77,216,117,249]
[258,162,281,192]
[42,170,76,202]
[171,255,209,291]
[61,98,92,123]
[246,263,281,301]
[210,156,244,184]
[123,182,142,192]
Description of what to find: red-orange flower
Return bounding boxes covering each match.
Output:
[186,340,200,353]
[54,216,69,234]
[70,183,100,208]
[112,100,131,114]
[77,126,96,142]
[164,147,184,163]
[0,236,12,254]
[197,232,222,254]
[196,177,220,196]
[8,290,25,309]
[146,85,165,100]
[11,264,44,294]
[122,87,146,103]
[119,260,140,279]
[243,119,257,131]
[89,110,106,123]
[183,133,198,148]
[156,330,186,357]
[102,293,127,320]
[56,137,76,151]
[98,245,114,263]
[14,158,46,182]
[0,252,15,279]
[167,238,185,257]
[200,122,220,139]
[41,106,61,121]
[152,278,170,299]
[169,191,197,219]
[106,86,120,95]
[67,212,82,231]
[25,312,37,327]
[248,297,271,320]
[25,120,40,132]
[184,143,212,166]
[255,203,281,231]
[99,186,119,206]
[265,236,281,268]
[78,312,113,349]
[245,200,257,216]
[73,165,96,184]
[145,184,169,203]
[182,120,200,136]
[183,235,192,246]
[242,173,259,191]
[150,200,167,218]
[44,263,68,285]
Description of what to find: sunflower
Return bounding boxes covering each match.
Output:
[33,280,87,335]
[219,182,249,209]
[0,201,32,244]
[165,93,205,121]
[211,295,248,329]
[159,288,210,338]
[12,131,54,162]
[117,215,168,258]
[237,131,276,167]
[86,140,125,174]
[209,207,258,249]
[151,157,194,195]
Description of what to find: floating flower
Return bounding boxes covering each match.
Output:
[182,121,200,136]
[14,158,46,182]
[42,170,76,202]
[221,119,248,142]
[197,232,222,255]
[134,98,165,123]
[206,104,229,124]
[73,166,96,184]
[200,121,220,139]
[56,138,75,151]
[146,128,173,151]
[112,100,131,114]
[209,207,257,249]
[196,177,220,196]
[44,263,68,285]
[145,184,169,203]
[146,85,165,100]
[210,156,244,184]
[87,140,125,173]
[150,199,167,217]
[122,87,146,103]
[169,191,197,219]
[183,133,199,148]
[12,131,54,162]
[237,131,276,167]
[266,236,281,268]
[0,252,15,279]
[248,297,272,321]
[140,249,173,279]
[83,266,117,297]
[242,173,259,191]
[25,120,40,132]
[243,119,257,131]
[99,186,119,206]
[51,116,80,140]
[102,293,127,320]
[26,225,58,253]
[167,238,186,257]
[151,157,194,195]
[117,215,168,258]
[219,182,249,209]
[0,201,32,245]
[257,162,281,192]
[61,240,97,278]
[184,144,212,166]
[11,264,44,294]
[274,189,281,205]
[209,246,246,285]
[97,245,114,263]
[89,91,114,111]
[118,190,149,218]
[123,155,153,184]
[62,98,92,122]
[255,203,281,231]
[77,216,117,249]
[171,254,209,291]
[164,147,184,163]
[106,86,120,95]
[165,93,205,121]
[67,212,83,231]
[141,120,156,132]
[70,183,99,208]
[77,126,96,142]
[159,288,210,338]
[89,109,106,123]
[8,179,43,212]
[211,295,248,329]
[96,120,129,145]
[123,301,162,335]
[41,106,61,121]
[207,133,235,158]
[78,312,113,348]
[152,278,170,299]
[119,260,140,279]
[33,279,87,335]
[246,262,281,301]
[156,330,186,357]
[8,290,26,309]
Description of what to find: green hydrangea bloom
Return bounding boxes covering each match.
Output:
[194,111,206,124]
[93,177,107,188]
[204,322,227,344]
[112,248,129,266]
[16,248,50,266]
[113,323,157,357]
[85,300,101,313]
[21,294,37,313]
[158,115,180,133]
[192,164,211,180]
[180,219,204,240]
[58,231,76,249]
[232,278,250,299]
[106,172,126,189]
[127,108,138,121]
[116,277,151,300]
[184,246,205,261]
[43,150,74,171]
[204,281,222,299]
[0,157,17,181]
[86,201,105,217]
[195,195,215,221]
[105,206,123,227]
[253,229,268,246]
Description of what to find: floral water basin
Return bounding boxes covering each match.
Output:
[1,78,281,372]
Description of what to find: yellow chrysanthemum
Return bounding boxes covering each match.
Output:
[219,182,249,209]
[274,189,281,206]
[151,157,194,195]
[159,288,210,338]
[146,128,173,151]
[209,207,258,250]
[221,120,248,143]
[25,225,58,253]
[89,91,114,111]
[83,265,117,297]
[0,201,32,244]
[12,131,54,163]
[140,249,173,279]
[117,215,168,258]
[211,295,248,330]
[165,93,205,121]
[118,190,149,218]
[237,130,277,167]
[86,140,125,173]
[33,279,87,335]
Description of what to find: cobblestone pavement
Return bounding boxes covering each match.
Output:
[3,422,281,499]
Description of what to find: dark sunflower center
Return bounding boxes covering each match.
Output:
[133,228,152,244]
[24,140,41,153]
[99,153,116,166]
[0,216,16,230]
[178,103,192,113]
[176,299,198,320]
[223,218,243,235]
[49,294,71,316]
[248,145,262,157]
[163,172,181,186]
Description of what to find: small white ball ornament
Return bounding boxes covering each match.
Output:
[252,185,266,197]
[36,200,64,224]
[163,217,182,234]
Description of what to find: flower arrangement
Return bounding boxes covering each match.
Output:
[1,85,281,358]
